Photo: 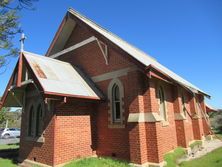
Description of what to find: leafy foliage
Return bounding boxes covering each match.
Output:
[164,147,186,167]
[0,0,37,73]
[210,110,222,133]
[0,107,10,125]
[0,107,21,128]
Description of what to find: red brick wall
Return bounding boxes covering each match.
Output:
[19,92,55,166]
[174,88,194,148]
[183,92,195,145]
[53,101,95,165]
[59,24,135,78]
[57,21,137,162]
[154,80,178,162]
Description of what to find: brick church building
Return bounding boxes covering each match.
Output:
[0,8,211,167]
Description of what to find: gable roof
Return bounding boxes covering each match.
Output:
[47,8,210,98]
[23,51,101,99]
[0,51,101,108]
[206,103,218,113]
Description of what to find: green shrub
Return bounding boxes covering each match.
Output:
[189,141,202,149]
[164,147,186,167]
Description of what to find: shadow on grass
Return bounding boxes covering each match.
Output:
[0,144,19,166]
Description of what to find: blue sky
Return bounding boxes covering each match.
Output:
[0,0,222,108]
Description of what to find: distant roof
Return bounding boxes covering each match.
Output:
[63,8,209,97]
[206,103,218,113]
[24,51,101,100]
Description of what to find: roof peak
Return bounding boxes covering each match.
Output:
[68,8,157,62]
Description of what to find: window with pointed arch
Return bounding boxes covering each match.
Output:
[36,104,43,137]
[27,102,44,138]
[108,78,125,127]
[112,84,121,122]
[28,105,34,137]
[181,93,187,117]
[158,86,167,121]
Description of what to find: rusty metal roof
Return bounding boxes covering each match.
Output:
[23,51,100,99]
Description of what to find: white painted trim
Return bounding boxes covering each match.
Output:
[19,159,51,167]
[92,67,138,82]
[50,36,97,58]
[174,112,186,120]
[127,112,163,123]
[97,40,108,65]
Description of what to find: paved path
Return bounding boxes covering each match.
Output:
[0,138,20,145]
[179,139,222,163]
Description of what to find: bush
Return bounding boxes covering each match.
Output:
[164,147,186,167]
[189,141,202,149]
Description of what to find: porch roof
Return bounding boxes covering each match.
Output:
[0,51,101,108]
[23,51,101,99]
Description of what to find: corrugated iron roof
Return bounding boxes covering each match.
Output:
[68,8,209,97]
[23,51,100,99]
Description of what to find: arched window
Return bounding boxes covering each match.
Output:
[112,84,121,122]
[36,104,43,137]
[158,87,167,121]
[108,78,125,127]
[28,105,34,136]
[181,94,186,117]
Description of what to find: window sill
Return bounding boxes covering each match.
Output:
[175,113,187,121]
[108,124,125,129]
[161,121,169,127]
[25,136,45,143]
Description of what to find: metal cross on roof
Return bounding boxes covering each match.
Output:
[20,33,27,52]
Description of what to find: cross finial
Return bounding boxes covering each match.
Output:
[20,33,27,52]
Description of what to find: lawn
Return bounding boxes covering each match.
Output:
[0,146,222,167]
[164,147,186,167]
[180,147,222,167]
[0,144,19,150]
[64,157,130,167]
[0,158,17,167]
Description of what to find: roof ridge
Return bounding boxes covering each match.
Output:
[68,8,157,62]
[63,8,209,97]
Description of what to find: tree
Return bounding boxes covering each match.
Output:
[0,0,37,73]
[0,107,10,126]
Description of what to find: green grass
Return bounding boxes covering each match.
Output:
[0,144,19,150]
[180,147,222,167]
[189,141,202,149]
[0,158,17,167]
[64,157,130,167]
[214,133,222,140]
[164,147,186,167]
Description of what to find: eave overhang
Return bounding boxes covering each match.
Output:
[145,65,211,99]
[1,52,102,109]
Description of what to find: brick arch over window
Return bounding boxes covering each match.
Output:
[108,78,125,128]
